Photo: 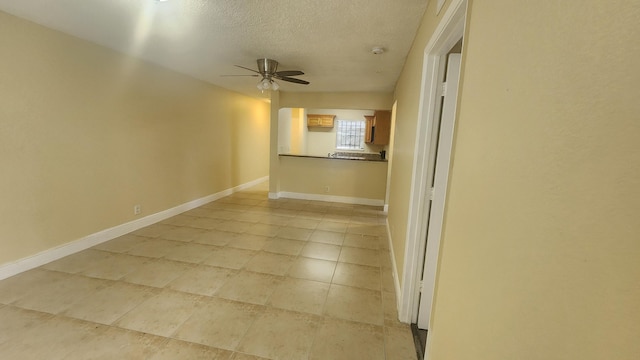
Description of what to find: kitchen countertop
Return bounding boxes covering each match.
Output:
[279,153,388,162]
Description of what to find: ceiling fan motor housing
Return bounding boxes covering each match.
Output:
[257,58,278,76]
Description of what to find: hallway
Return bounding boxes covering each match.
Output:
[0,182,416,359]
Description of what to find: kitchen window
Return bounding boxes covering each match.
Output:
[335,120,365,150]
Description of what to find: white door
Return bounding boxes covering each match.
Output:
[417,53,462,329]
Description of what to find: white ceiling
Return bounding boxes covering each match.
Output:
[0,0,428,99]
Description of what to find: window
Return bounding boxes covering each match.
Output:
[336,120,365,150]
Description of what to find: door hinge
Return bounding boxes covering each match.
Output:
[441,82,447,96]
[419,280,424,293]
[429,187,435,200]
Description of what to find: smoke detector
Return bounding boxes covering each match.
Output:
[371,46,385,55]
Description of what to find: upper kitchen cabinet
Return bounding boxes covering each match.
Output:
[365,110,391,145]
[307,114,335,128]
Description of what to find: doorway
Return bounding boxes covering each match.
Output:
[397,1,468,359]
[412,48,462,357]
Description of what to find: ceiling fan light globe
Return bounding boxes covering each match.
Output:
[261,78,271,89]
[271,81,280,91]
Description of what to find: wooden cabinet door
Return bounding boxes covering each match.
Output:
[364,115,375,143]
[372,111,391,145]
[307,114,335,128]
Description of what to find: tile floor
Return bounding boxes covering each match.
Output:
[0,182,417,359]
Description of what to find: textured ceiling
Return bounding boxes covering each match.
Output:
[0,0,428,99]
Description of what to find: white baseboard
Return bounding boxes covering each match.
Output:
[386,217,403,320]
[0,176,268,281]
[277,191,384,207]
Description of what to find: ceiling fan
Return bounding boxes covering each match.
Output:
[223,58,309,90]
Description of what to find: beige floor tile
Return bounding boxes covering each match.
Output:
[133,223,179,238]
[245,223,281,237]
[184,207,219,218]
[227,234,268,251]
[382,267,397,292]
[257,214,292,226]
[192,229,237,246]
[267,277,330,315]
[167,265,236,296]
[385,324,418,360]
[62,282,155,325]
[188,216,225,230]
[215,271,282,305]
[343,233,380,249]
[0,185,404,359]
[215,220,253,233]
[323,212,353,222]
[122,259,192,288]
[346,223,387,236]
[309,317,385,360]
[316,220,349,233]
[232,211,264,223]
[63,325,166,359]
[0,268,68,304]
[0,315,97,360]
[324,284,383,326]
[309,230,345,245]
[94,234,150,253]
[42,249,112,274]
[237,308,320,360]
[262,237,305,255]
[383,290,400,322]
[286,217,320,230]
[12,274,108,314]
[115,290,202,337]
[244,252,295,276]
[287,257,337,283]
[174,297,262,350]
[163,243,218,263]
[80,253,149,280]
[126,238,183,258]
[159,226,208,242]
[206,209,245,220]
[275,226,313,241]
[0,306,53,344]
[201,247,257,269]
[301,242,342,261]
[332,262,381,291]
[149,338,233,360]
[161,214,199,227]
[232,353,270,360]
[351,215,383,224]
[338,247,380,267]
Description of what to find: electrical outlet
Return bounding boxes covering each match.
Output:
[133,205,141,215]
[324,186,330,193]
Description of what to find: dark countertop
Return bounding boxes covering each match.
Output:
[279,153,388,162]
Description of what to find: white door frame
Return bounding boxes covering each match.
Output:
[398,0,468,327]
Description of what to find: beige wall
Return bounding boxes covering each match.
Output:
[0,12,270,266]
[392,0,640,359]
[279,156,387,201]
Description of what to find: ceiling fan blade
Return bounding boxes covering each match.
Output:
[234,65,260,74]
[276,76,310,85]
[275,70,304,77]
[220,74,259,77]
